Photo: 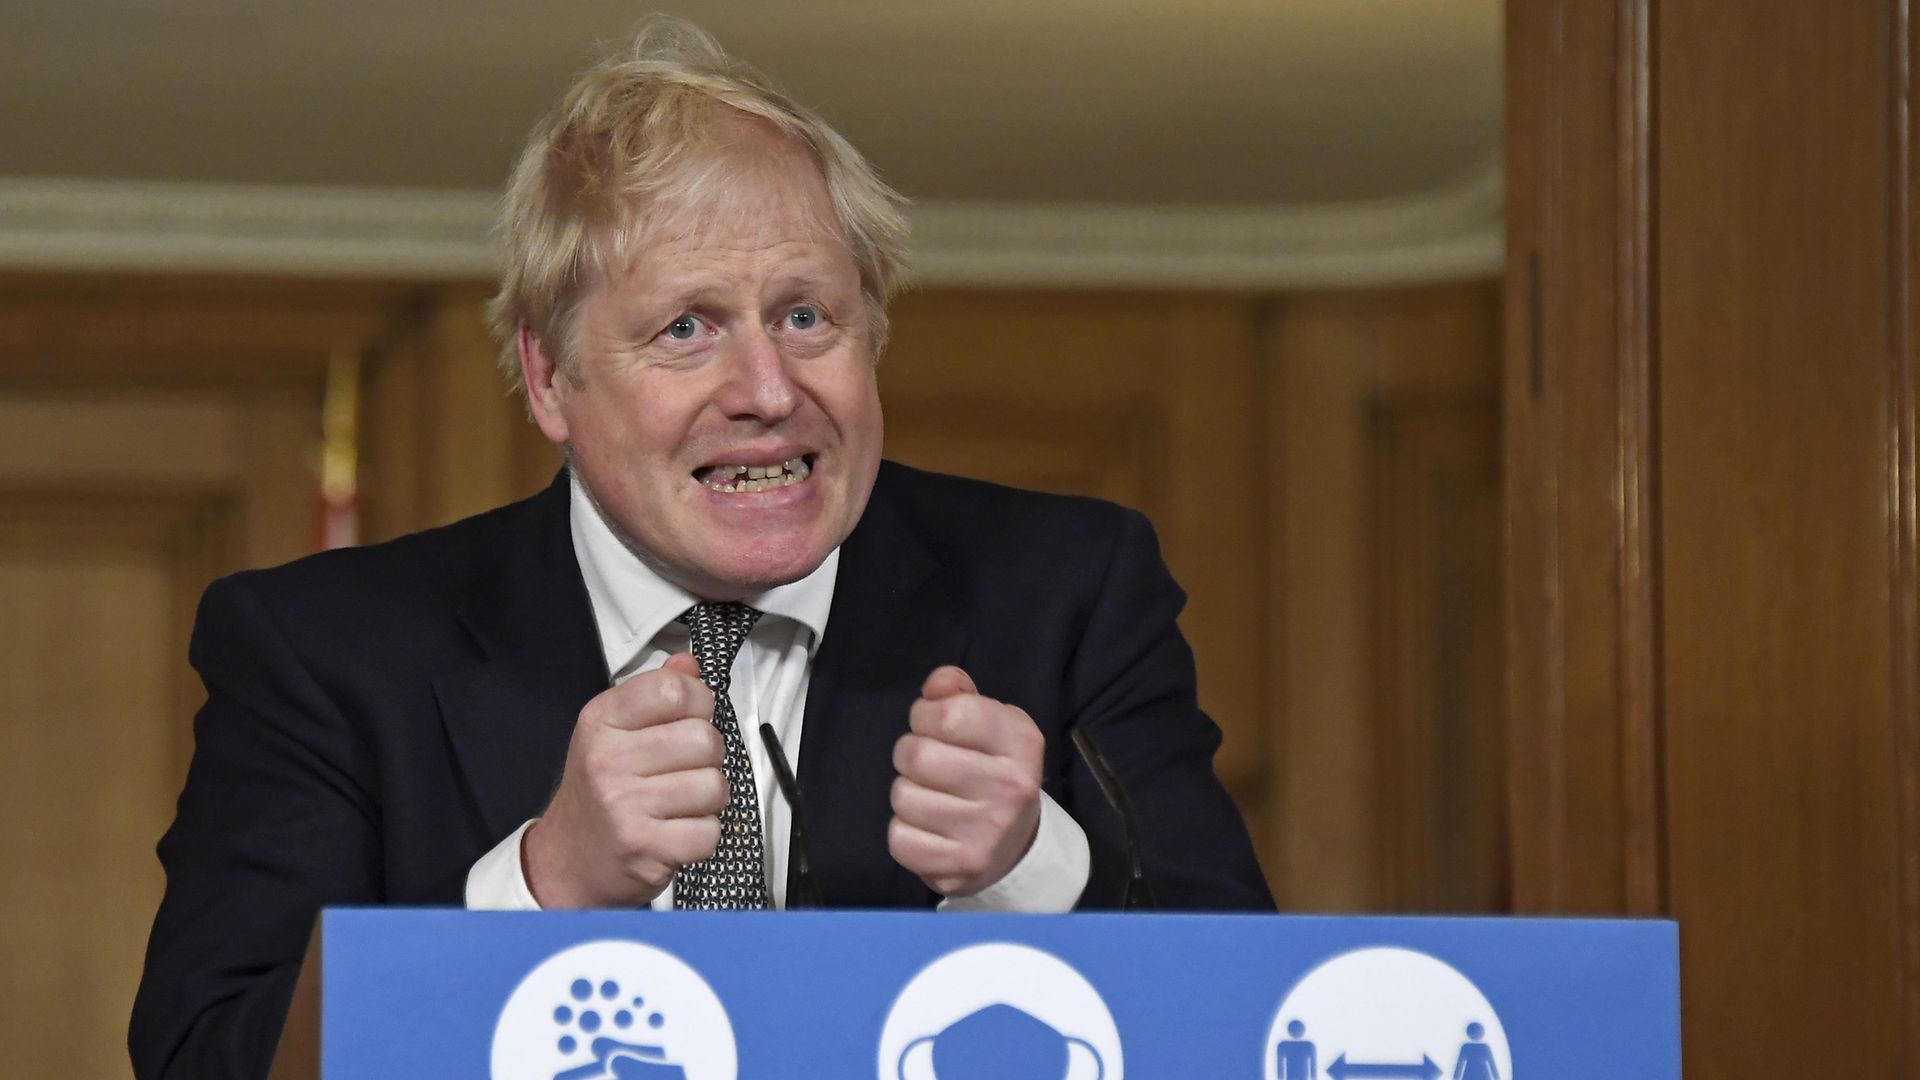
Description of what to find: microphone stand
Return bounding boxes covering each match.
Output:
[1071,727,1158,910]
[758,722,823,908]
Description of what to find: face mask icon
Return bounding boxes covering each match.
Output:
[895,1003,1106,1080]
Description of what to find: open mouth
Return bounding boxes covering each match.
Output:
[694,454,814,493]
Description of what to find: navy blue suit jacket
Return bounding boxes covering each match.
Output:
[129,461,1274,1079]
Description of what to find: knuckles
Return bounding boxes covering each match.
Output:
[986,763,1040,809]
[697,722,725,764]
[575,739,615,781]
[655,716,724,764]
[892,733,925,777]
[692,768,731,814]
[695,814,722,843]
[949,845,990,881]
[608,814,661,861]
[679,817,723,863]
[593,669,715,729]
[922,696,983,743]
[1008,715,1045,762]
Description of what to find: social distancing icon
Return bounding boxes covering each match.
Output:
[1264,947,1511,1080]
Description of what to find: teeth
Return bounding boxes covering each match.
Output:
[698,456,813,493]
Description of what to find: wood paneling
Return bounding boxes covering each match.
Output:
[1368,394,1505,911]
[1504,0,1664,918]
[0,274,408,386]
[0,492,246,1078]
[1509,0,1920,1074]
[359,287,558,542]
[1271,283,1505,912]
[1658,5,1905,1075]
[0,543,178,1080]
[0,277,420,1079]
[0,404,300,1078]
[1894,0,1920,1055]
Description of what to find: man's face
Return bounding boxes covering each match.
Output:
[520,144,883,600]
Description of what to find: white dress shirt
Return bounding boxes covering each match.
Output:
[465,474,1089,911]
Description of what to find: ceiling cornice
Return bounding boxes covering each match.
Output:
[0,159,1500,288]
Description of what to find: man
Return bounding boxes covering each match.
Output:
[130,17,1272,1079]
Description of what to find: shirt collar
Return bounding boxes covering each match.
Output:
[568,471,839,672]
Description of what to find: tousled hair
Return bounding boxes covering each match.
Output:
[487,15,911,390]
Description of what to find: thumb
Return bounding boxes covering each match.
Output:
[920,664,977,699]
[663,651,701,678]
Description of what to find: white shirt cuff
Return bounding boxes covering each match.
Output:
[937,790,1090,913]
[465,819,542,910]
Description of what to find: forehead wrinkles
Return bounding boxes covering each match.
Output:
[594,125,851,284]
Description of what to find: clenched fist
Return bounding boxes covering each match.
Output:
[522,652,729,908]
[888,666,1046,897]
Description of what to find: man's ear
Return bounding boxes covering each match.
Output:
[517,322,573,446]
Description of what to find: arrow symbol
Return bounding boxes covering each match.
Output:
[1326,1053,1443,1080]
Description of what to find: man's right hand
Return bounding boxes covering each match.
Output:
[521,652,728,908]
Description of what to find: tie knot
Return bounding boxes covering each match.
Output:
[677,602,762,692]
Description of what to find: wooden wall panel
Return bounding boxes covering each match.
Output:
[1368,395,1505,911]
[1895,0,1920,1054]
[359,287,558,542]
[0,419,300,1080]
[1272,283,1505,912]
[1509,0,1920,1074]
[1504,0,1663,919]
[0,276,417,1079]
[0,502,234,1080]
[1657,5,1905,1075]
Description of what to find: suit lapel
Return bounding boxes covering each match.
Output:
[795,470,968,906]
[434,474,610,842]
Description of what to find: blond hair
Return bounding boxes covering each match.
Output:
[487,15,911,389]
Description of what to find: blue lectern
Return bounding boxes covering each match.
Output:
[268,909,1678,1079]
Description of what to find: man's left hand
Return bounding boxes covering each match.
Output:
[888,666,1045,897]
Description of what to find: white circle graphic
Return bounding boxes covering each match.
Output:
[877,942,1121,1080]
[492,939,736,1080]
[1265,947,1510,1080]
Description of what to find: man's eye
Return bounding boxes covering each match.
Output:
[784,305,822,331]
[664,315,700,341]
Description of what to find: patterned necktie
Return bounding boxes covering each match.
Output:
[674,602,769,909]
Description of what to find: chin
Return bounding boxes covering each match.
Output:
[694,538,835,596]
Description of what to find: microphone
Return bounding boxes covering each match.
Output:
[1071,727,1158,910]
[757,722,823,909]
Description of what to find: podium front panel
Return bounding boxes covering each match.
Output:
[317,909,1678,1079]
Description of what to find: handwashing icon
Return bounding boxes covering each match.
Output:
[895,1003,1105,1080]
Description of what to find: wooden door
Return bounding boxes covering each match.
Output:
[1507,1,1920,1073]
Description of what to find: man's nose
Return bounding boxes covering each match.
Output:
[716,326,800,423]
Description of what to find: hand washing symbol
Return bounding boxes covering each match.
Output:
[896,1003,1105,1080]
[492,940,734,1080]
[550,977,685,1080]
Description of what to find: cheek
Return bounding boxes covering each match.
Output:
[580,388,684,452]
[817,363,883,436]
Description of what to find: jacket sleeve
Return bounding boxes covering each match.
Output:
[129,575,383,1080]
[1062,508,1277,911]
